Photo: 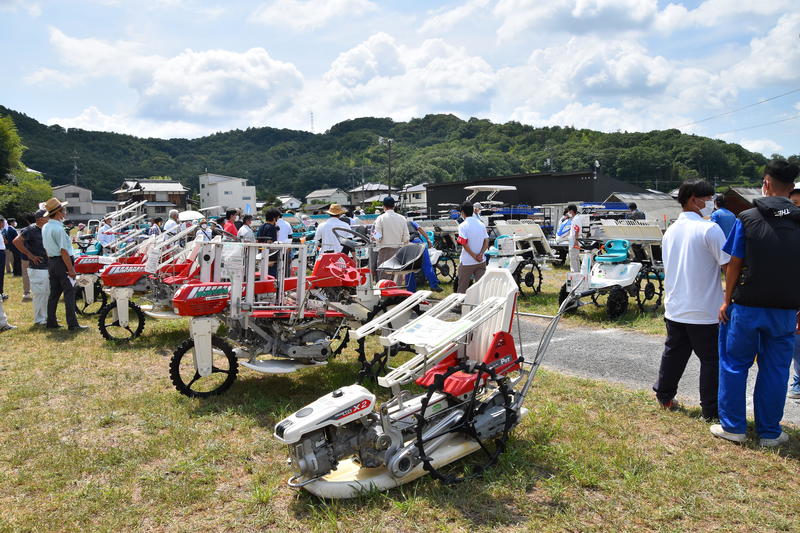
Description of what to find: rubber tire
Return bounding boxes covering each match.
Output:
[76,280,108,316]
[97,300,146,342]
[606,287,629,320]
[436,256,457,284]
[169,336,238,398]
[514,261,542,296]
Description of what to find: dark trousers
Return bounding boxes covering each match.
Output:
[47,257,78,328]
[653,319,719,419]
[11,250,21,276]
[0,250,4,293]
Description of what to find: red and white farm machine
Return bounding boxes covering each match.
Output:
[273,267,590,497]
[167,235,429,397]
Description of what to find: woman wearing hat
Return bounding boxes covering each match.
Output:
[41,198,86,331]
[313,204,351,254]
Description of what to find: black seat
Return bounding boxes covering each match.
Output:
[378,244,425,273]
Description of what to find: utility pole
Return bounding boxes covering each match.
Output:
[378,137,394,197]
[71,150,80,186]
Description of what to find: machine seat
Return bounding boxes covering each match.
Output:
[594,239,630,263]
[377,244,425,272]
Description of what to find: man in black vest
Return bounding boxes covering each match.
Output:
[713,160,800,447]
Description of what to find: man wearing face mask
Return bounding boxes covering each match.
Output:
[652,179,729,420]
[713,160,800,447]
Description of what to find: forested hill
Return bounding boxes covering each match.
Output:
[2,104,777,201]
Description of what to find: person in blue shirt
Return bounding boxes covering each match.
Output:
[41,198,86,331]
[712,160,800,447]
[709,194,736,238]
[404,220,442,293]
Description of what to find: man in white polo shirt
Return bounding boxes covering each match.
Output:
[456,201,489,293]
[652,179,729,420]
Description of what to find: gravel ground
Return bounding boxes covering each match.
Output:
[515,316,800,426]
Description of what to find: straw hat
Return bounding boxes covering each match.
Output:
[44,197,68,216]
[326,203,347,216]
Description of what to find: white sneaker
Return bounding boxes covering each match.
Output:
[710,424,746,443]
[759,432,789,448]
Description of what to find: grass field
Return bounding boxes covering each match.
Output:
[1,274,798,532]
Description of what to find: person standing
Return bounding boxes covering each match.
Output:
[405,219,442,293]
[625,202,646,220]
[0,296,15,332]
[97,215,116,253]
[652,179,729,419]
[223,209,238,236]
[163,210,180,236]
[5,219,21,277]
[567,206,583,273]
[148,217,163,236]
[713,160,800,447]
[312,205,350,254]
[373,197,409,280]
[237,214,256,242]
[710,194,736,238]
[42,198,86,331]
[277,211,293,243]
[2,218,11,277]
[13,209,50,326]
[455,202,489,293]
[788,188,800,400]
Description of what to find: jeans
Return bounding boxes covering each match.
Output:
[791,334,800,389]
[405,239,440,291]
[718,303,795,438]
[47,257,79,328]
[653,319,719,419]
[28,267,49,325]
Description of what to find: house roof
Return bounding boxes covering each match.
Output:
[113,180,189,194]
[400,183,427,193]
[348,183,389,193]
[53,184,91,192]
[363,193,399,203]
[728,187,762,203]
[306,188,346,198]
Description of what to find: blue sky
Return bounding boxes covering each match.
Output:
[2,0,799,156]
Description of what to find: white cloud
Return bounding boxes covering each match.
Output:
[311,33,495,127]
[736,138,784,156]
[250,0,376,31]
[24,67,75,87]
[48,106,210,138]
[0,0,41,16]
[722,13,800,88]
[655,0,796,33]
[419,0,492,34]
[494,0,659,40]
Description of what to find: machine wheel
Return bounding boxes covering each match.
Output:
[606,287,629,320]
[328,325,350,357]
[169,336,238,398]
[514,261,542,296]
[414,361,515,485]
[635,267,663,313]
[97,300,146,342]
[357,298,420,382]
[436,256,457,284]
[76,280,108,316]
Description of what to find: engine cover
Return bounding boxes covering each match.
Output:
[274,384,375,444]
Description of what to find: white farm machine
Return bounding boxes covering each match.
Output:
[274,267,589,497]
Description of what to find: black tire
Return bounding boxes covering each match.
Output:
[97,300,146,342]
[436,256,457,284]
[414,362,515,485]
[635,267,663,313]
[606,287,629,320]
[76,279,108,316]
[328,325,350,357]
[169,336,238,398]
[514,261,542,296]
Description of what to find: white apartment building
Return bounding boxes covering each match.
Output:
[399,183,428,210]
[52,184,118,223]
[199,173,257,215]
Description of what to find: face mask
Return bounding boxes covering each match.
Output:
[699,199,714,217]
[235,216,240,222]
[200,224,207,229]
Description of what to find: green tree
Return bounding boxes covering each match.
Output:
[0,115,25,178]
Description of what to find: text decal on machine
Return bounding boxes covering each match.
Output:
[331,399,371,420]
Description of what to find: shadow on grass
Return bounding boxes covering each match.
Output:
[284,431,560,528]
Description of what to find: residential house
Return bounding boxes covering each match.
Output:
[399,183,428,210]
[276,195,302,210]
[199,173,257,215]
[52,184,118,223]
[113,179,189,220]
[348,183,389,205]
[305,188,350,206]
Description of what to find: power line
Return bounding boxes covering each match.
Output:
[674,87,800,129]
[714,114,800,136]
